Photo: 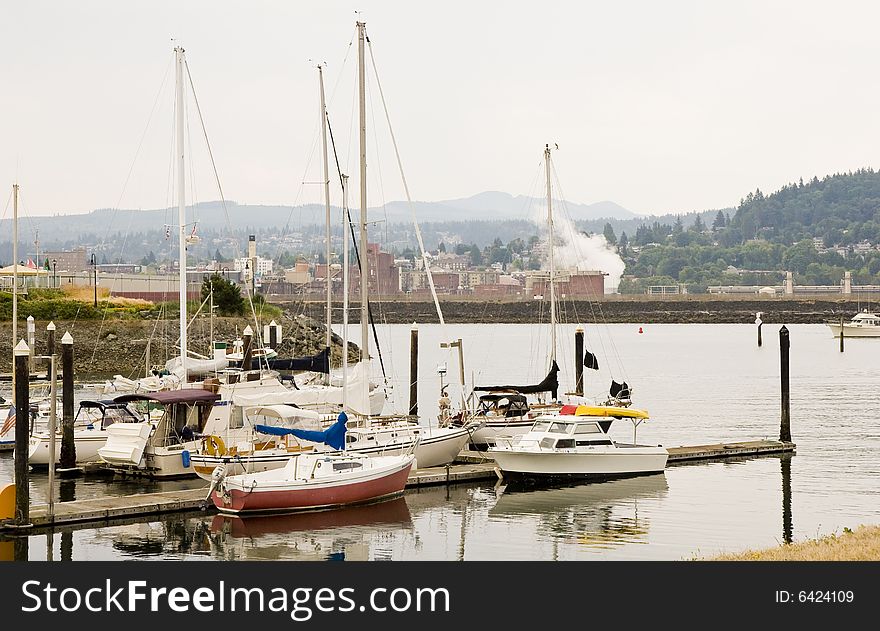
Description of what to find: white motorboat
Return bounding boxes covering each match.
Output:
[27,399,144,465]
[488,405,668,479]
[827,310,880,337]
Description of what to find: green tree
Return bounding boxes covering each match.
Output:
[603,222,617,245]
[202,273,245,316]
[712,211,726,231]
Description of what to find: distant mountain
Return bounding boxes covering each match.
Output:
[0,192,638,244]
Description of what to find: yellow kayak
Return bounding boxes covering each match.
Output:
[572,405,650,419]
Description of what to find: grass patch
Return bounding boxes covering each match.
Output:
[708,525,880,561]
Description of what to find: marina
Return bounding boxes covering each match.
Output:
[5,439,793,531]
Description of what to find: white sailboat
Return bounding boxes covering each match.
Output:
[98,47,299,478]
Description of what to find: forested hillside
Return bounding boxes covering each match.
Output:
[617,169,880,292]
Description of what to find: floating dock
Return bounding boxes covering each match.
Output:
[2,439,794,532]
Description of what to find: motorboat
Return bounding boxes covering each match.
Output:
[208,415,415,515]
[98,388,221,478]
[488,405,668,479]
[827,310,880,337]
[27,399,143,465]
[461,391,560,448]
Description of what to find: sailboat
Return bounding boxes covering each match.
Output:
[98,47,300,478]
[486,146,667,479]
[191,32,471,476]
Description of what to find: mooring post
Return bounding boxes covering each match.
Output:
[755,312,763,348]
[779,325,791,443]
[268,320,278,350]
[46,354,57,520]
[46,321,56,357]
[409,323,418,416]
[242,325,253,372]
[145,338,151,377]
[14,340,30,527]
[839,316,844,353]
[26,315,35,373]
[574,326,584,396]
[781,455,793,544]
[60,332,77,469]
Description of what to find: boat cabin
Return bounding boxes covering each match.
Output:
[116,390,220,446]
[522,417,615,451]
[475,392,530,418]
[74,400,141,430]
[850,311,880,326]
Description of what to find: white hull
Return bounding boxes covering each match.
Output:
[192,425,471,481]
[469,419,535,446]
[27,430,110,465]
[826,323,880,337]
[490,445,668,477]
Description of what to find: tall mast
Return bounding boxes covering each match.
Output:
[319,63,332,383]
[357,21,369,364]
[175,46,188,381]
[545,144,556,367]
[12,184,19,349]
[342,174,350,410]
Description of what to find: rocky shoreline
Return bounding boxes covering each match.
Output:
[282,296,870,325]
[0,314,353,378]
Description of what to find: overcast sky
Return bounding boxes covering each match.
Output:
[3,1,880,219]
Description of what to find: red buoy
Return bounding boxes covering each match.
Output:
[638,327,644,334]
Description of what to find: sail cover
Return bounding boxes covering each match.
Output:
[474,361,560,399]
[264,347,330,373]
[230,347,330,373]
[255,412,347,451]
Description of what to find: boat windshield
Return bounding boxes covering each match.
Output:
[549,422,573,434]
[531,421,551,432]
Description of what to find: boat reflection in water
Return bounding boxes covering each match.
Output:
[489,474,669,550]
[208,497,413,561]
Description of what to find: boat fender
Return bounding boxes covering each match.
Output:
[205,435,226,457]
[181,449,191,468]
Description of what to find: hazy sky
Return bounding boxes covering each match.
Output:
[3,1,880,219]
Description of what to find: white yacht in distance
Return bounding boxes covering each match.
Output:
[488,405,668,479]
[827,310,880,337]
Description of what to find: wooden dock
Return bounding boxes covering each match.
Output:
[1,439,794,531]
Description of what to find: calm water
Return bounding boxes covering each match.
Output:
[2,323,879,560]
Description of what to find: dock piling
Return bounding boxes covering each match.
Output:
[60,332,76,469]
[242,325,253,372]
[26,316,35,373]
[756,312,763,348]
[779,325,791,443]
[13,340,30,527]
[46,321,56,357]
[409,323,418,415]
[574,327,584,395]
[839,316,844,353]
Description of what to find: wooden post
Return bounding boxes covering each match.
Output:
[781,455,793,544]
[409,323,418,416]
[242,325,253,372]
[839,316,844,353]
[46,354,57,520]
[268,320,278,350]
[779,326,791,443]
[574,327,584,396]
[46,321,56,357]
[145,338,151,377]
[26,315,35,373]
[60,332,76,469]
[756,312,763,348]
[13,340,30,526]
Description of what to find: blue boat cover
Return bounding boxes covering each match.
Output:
[255,412,348,451]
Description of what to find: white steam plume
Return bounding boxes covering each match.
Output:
[538,212,625,292]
